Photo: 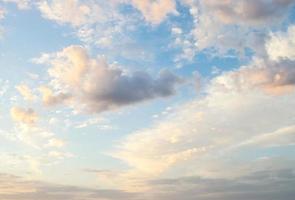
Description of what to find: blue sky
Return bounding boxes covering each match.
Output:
[0,0,295,199]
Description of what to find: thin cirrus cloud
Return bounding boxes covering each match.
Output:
[35,45,183,113]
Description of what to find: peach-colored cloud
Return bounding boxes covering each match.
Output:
[16,84,36,101]
[131,0,176,24]
[10,107,38,125]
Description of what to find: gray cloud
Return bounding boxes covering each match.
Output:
[2,169,295,200]
[148,169,295,200]
[203,0,295,25]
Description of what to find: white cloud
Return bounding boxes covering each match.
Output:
[266,25,295,61]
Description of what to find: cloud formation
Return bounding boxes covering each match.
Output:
[37,45,182,113]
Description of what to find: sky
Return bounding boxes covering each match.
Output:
[0,0,295,199]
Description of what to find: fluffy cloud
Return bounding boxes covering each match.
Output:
[10,107,38,125]
[130,0,177,24]
[36,45,182,113]
[266,25,295,61]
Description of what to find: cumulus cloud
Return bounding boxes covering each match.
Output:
[10,107,38,125]
[266,25,295,61]
[36,45,182,113]
[130,0,177,24]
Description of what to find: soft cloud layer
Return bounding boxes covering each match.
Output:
[113,54,295,182]
[0,173,138,200]
[36,45,182,113]
[1,169,295,200]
